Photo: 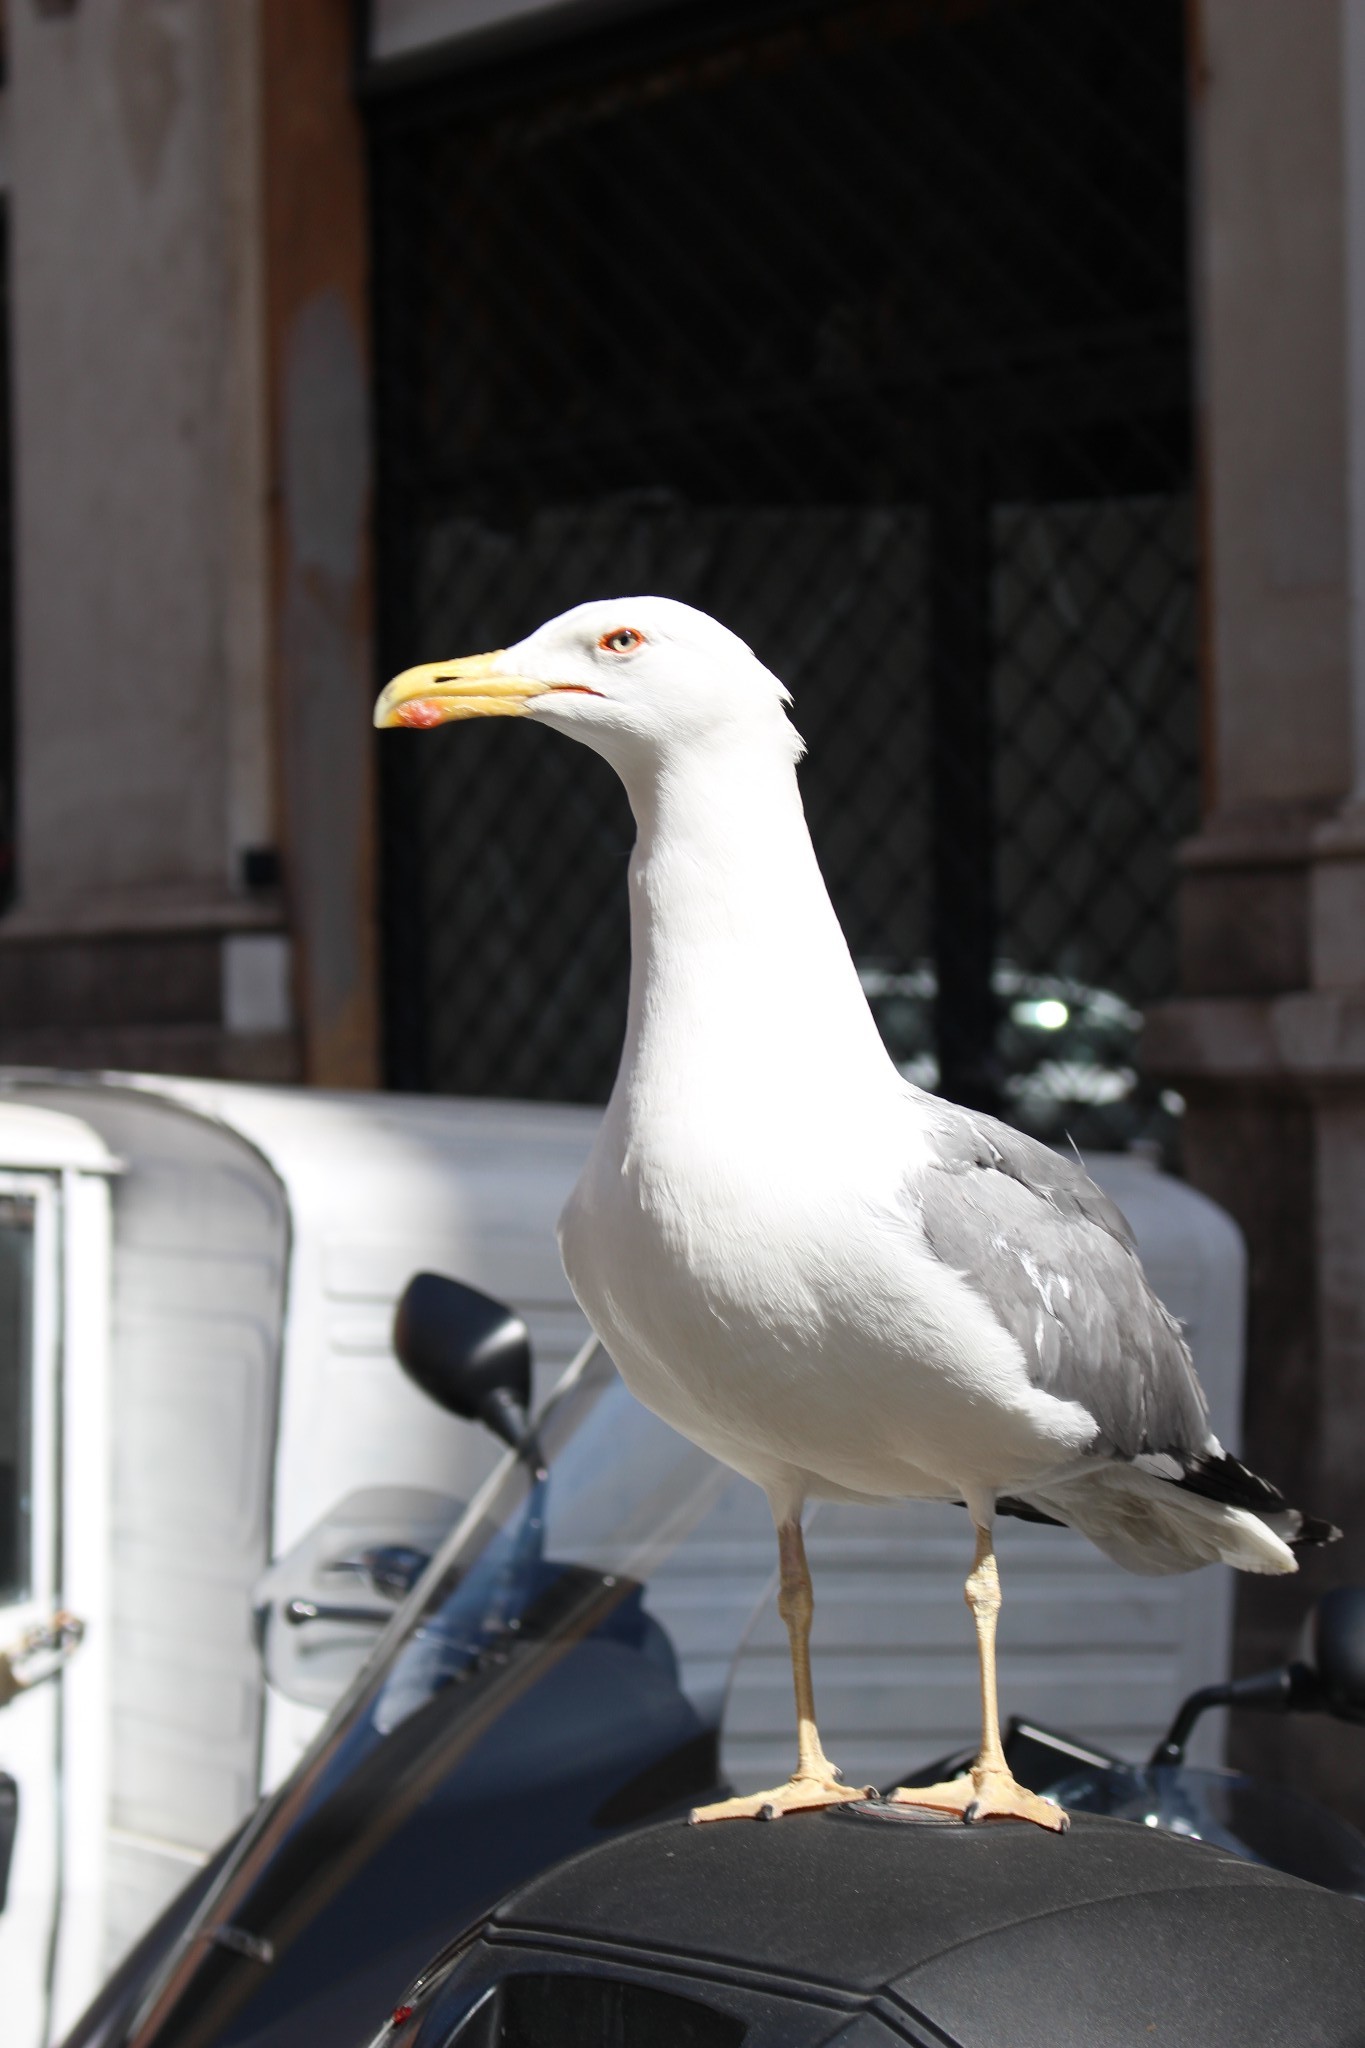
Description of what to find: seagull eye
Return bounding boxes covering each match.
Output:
[598,627,645,655]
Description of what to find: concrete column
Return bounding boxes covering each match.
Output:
[1148,0,1365,1817]
[0,0,377,1087]
[261,1,380,1089]
[1177,0,1349,1006]
[1313,0,1365,1003]
[0,0,293,1077]
[1347,0,1365,800]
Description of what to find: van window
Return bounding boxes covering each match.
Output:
[0,1194,33,1600]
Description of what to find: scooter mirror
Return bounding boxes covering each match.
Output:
[1311,1587,1365,1723]
[393,1272,533,1451]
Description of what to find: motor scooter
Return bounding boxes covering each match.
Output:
[60,1276,1365,2048]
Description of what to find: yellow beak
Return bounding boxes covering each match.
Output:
[373,651,553,729]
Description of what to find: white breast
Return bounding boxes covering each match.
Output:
[557,1093,1095,1507]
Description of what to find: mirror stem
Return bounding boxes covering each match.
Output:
[478,1386,536,1458]
[1149,1661,1320,1766]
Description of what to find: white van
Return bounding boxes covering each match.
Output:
[0,1071,1246,2047]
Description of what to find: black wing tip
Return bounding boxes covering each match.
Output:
[1176,1450,1285,1513]
[1178,1450,1339,1548]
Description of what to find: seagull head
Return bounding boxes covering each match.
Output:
[373,596,802,776]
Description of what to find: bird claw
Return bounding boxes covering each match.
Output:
[888,1768,1068,1833]
[690,1773,875,1824]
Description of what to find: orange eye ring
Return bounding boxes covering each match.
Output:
[597,626,645,655]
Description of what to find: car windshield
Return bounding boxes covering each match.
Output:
[125,1345,775,2048]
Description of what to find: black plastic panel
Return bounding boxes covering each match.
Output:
[897,1883,1365,2047]
[490,1809,1310,1997]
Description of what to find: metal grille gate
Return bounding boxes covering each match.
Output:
[369,0,1196,1150]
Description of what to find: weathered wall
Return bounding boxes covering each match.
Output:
[262,0,379,1089]
[10,1,250,906]
[1148,0,1365,1818]
[0,0,377,1087]
[1198,0,1351,817]
[0,0,290,1076]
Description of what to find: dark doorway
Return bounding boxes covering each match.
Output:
[368,0,1196,1149]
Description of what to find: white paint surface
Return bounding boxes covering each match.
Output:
[0,1110,117,2046]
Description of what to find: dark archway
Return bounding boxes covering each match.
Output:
[368,0,1196,1150]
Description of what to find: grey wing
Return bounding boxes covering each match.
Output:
[914,1100,1210,1461]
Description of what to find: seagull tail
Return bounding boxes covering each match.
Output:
[1029,1461,1338,1578]
[1173,1447,1340,1559]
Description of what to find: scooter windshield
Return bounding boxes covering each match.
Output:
[122,1346,765,2048]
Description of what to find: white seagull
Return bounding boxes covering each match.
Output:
[376,596,1335,1831]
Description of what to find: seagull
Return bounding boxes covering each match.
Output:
[375,596,1336,1832]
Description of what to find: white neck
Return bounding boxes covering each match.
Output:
[608,726,900,1134]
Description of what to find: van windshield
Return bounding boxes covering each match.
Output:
[125,1347,773,2048]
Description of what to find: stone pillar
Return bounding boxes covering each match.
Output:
[0,0,377,1087]
[1147,0,1365,1817]
[261,0,380,1089]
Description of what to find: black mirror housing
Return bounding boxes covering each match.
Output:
[393,1272,533,1450]
[1312,1587,1365,1723]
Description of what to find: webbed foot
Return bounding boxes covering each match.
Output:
[887,1766,1067,1832]
[690,1769,875,1824]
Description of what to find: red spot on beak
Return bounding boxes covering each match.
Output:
[391,2005,414,2027]
[396,700,447,729]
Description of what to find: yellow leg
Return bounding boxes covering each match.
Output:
[889,1522,1067,1832]
[967,1522,1008,1776]
[691,1518,874,1823]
